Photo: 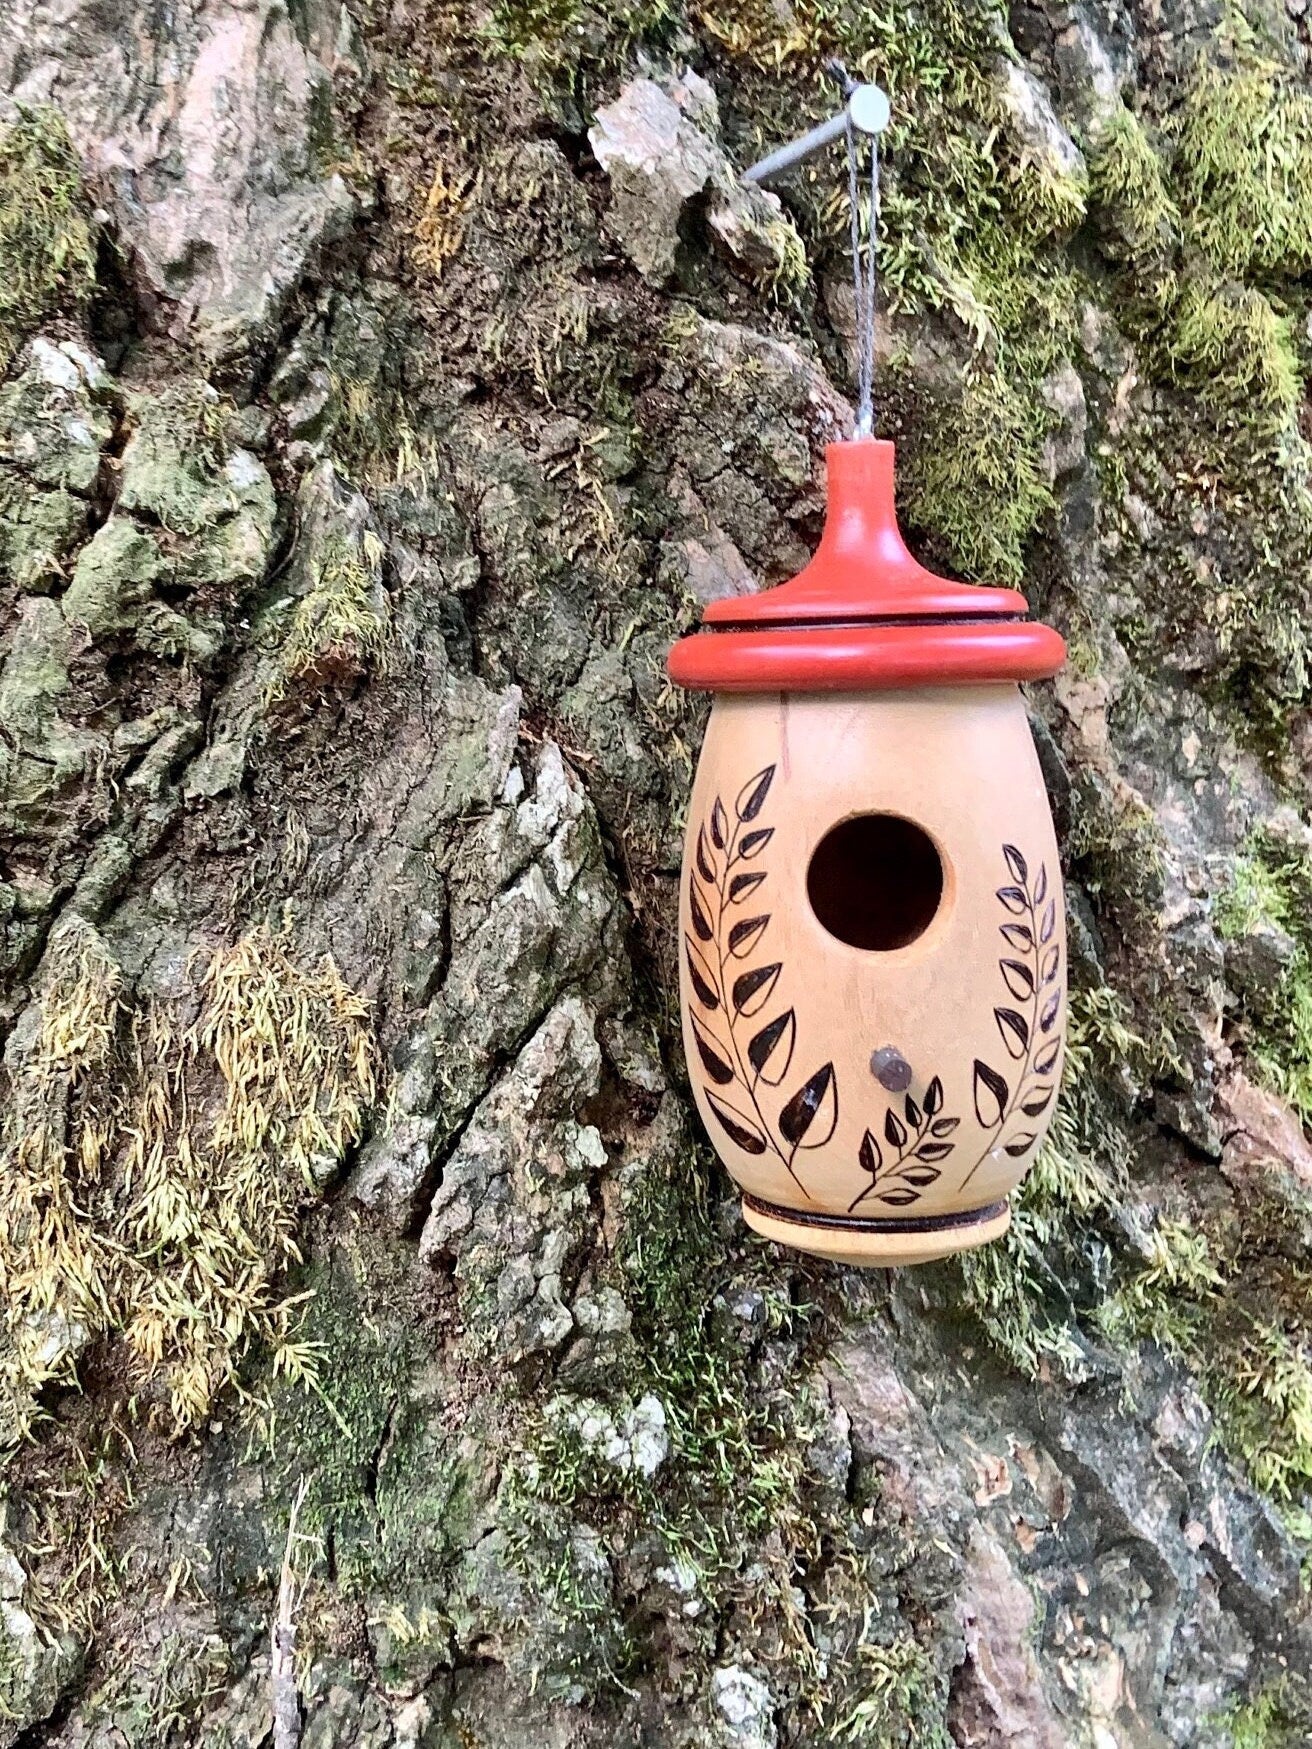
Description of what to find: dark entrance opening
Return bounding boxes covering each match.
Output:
[807,814,944,951]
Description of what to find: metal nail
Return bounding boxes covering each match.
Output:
[742,80,891,185]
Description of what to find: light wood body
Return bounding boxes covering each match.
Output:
[677,686,1066,1266]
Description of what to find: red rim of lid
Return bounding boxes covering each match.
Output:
[668,438,1066,692]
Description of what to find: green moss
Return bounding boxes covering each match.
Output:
[1095,1215,1222,1353]
[1054,831,1312,1506]
[1066,768,1169,926]
[827,1633,952,1748]
[497,1492,638,1701]
[81,1629,230,1745]
[116,383,235,536]
[1087,103,1178,262]
[957,984,1139,1376]
[1081,43,1312,741]
[1168,279,1301,420]
[692,1,1090,581]
[0,481,88,593]
[1174,56,1312,280]
[506,1139,963,1727]
[1099,396,1312,729]
[257,1238,414,1567]
[1216,1319,1312,1500]
[1098,1194,1312,1506]
[901,362,1056,585]
[0,108,95,371]
[1222,1679,1312,1749]
[481,0,581,53]
[524,1141,810,1572]
[479,0,679,77]
[0,922,377,1442]
[491,1137,830,1710]
[1216,830,1312,1123]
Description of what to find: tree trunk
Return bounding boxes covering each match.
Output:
[1,0,1311,1743]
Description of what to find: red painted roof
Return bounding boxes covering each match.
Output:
[668,439,1066,692]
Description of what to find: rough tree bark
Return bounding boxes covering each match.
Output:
[1,0,1312,1744]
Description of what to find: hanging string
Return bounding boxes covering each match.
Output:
[843,114,880,440]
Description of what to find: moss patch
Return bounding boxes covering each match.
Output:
[0,108,96,371]
[1098,1202,1312,1507]
[1221,1676,1312,1749]
[521,1139,813,1580]
[1217,829,1312,1123]
[1168,279,1301,420]
[901,363,1058,585]
[268,530,391,701]
[499,1134,956,1736]
[697,0,1086,582]
[0,919,377,1440]
[1174,53,1312,280]
[956,983,1140,1376]
[1087,103,1177,266]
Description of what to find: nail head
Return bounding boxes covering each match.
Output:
[848,83,891,137]
[870,1046,912,1092]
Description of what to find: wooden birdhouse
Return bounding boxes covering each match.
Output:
[668,438,1067,1266]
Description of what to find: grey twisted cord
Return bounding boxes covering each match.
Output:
[844,114,880,440]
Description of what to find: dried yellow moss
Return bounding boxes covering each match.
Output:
[0,920,376,1438]
[413,160,477,277]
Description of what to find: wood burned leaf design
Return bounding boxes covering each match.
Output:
[732,963,781,1017]
[686,765,834,1198]
[690,1013,734,1086]
[705,1091,768,1155]
[779,1063,837,1151]
[688,877,713,943]
[1033,1040,1061,1077]
[847,1075,961,1211]
[728,915,769,958]
[729,870,767,903]
[685,937,720,1010]
[995,1006,1029,1058]
[958,845,1064,1192]
[748,1010,796,1085]
[736,765,776,822]
[972,1060,1009,1127]
[859,1128,882,1180]
[1000,959,1034,999]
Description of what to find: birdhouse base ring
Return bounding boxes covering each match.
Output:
[741,1192,1010,1267]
